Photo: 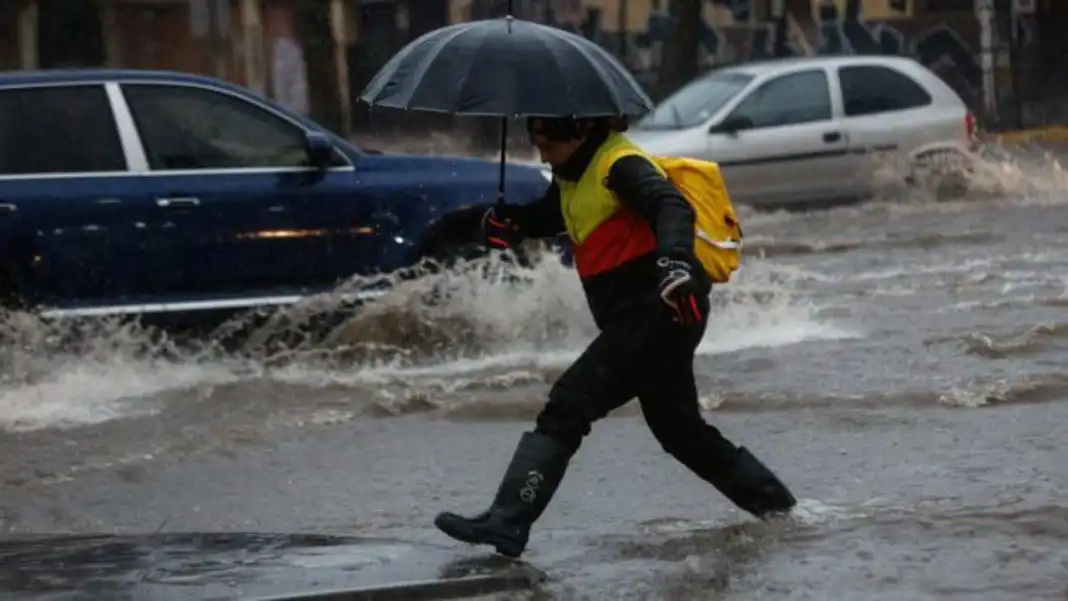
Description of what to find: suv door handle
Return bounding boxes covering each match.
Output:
[0,203,17,214]
[822,131,843,143]
[156,197,200,208]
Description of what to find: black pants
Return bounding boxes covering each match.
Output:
[534,296,739,483]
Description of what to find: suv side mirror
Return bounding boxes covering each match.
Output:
[304,131,336,168]
[710,115,753,135]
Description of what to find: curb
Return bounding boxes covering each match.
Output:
[982,124,1068,145]
[245,565,546,601]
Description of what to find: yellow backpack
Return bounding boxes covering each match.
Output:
[651,156,743,284]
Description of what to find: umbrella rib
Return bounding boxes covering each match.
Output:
[548,28,626,116]
[404,25,474,112]
[360,22,462,103]
[455,25,493,115]
[538,31,575,116]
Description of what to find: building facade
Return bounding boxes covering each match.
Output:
[1,0,1064,135]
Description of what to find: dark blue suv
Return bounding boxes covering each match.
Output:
[0,69,551,320]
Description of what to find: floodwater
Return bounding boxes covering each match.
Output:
[1,147,1068,600]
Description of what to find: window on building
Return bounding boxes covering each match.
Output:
[923,0,974,11]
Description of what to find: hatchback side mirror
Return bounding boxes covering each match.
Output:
[304,131,336,168]
[710,115,753,135]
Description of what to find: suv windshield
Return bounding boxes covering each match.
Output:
[636,71,755,131]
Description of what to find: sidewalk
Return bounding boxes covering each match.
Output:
[0,532,544,601]
[980,124,1068,149]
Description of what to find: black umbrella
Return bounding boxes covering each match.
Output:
[359,18,653,118]
[358,6,654,205]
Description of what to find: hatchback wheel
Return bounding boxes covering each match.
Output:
[909,150,972,200]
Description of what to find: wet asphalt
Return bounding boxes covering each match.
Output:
[1,150,1068,600]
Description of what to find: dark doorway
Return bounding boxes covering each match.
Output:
[37,0,105,68]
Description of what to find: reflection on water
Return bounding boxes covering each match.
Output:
[0,533,543,601]
[1,147,1067,600]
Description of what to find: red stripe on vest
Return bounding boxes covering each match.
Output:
[572,207,658,278]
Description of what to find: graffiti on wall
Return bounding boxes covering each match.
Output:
[446,0,753,59]
[443,0,993,106]
[794,0,982,98]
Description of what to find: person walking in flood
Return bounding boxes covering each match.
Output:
[434,116,797,558]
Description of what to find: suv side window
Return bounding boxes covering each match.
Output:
[838,65,933,117]
[727,70,833,129]
[121,84,347,171]
[0,85,126,175]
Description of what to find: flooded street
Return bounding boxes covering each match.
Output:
[1,151,1068,600]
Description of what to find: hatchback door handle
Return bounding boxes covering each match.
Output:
[822,131,843,143]
[156,197,200,208]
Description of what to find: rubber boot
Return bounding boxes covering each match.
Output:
[715,446,797,519]
[434,431,572,558]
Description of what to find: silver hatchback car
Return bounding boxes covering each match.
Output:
[626,55,977,208]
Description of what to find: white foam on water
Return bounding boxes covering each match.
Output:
[270,256,860,390]
[787,497,887,526]
[6,143,1065,434]
[0,250,853,432]
[696,301,858,356]
[0,312,243,432]
[631,497,887,538]
[0,360,239,433]
[847,257,998,283]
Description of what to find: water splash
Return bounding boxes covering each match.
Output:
[738,142,1068,231]
[0,249,848,432]
[5,142,1063,433]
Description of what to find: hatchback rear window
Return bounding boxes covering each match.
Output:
[838,65,933,117]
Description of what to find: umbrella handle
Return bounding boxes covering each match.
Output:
[499,0,514,207]
[497,115,508,207]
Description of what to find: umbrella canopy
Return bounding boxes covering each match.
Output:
[359,17,654,118]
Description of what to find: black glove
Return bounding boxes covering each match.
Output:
[481,206,524,250]
[656,256,706,325]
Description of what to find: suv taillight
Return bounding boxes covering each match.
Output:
[965,111,977,140]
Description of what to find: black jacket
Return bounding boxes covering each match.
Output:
[503,132,707,328]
